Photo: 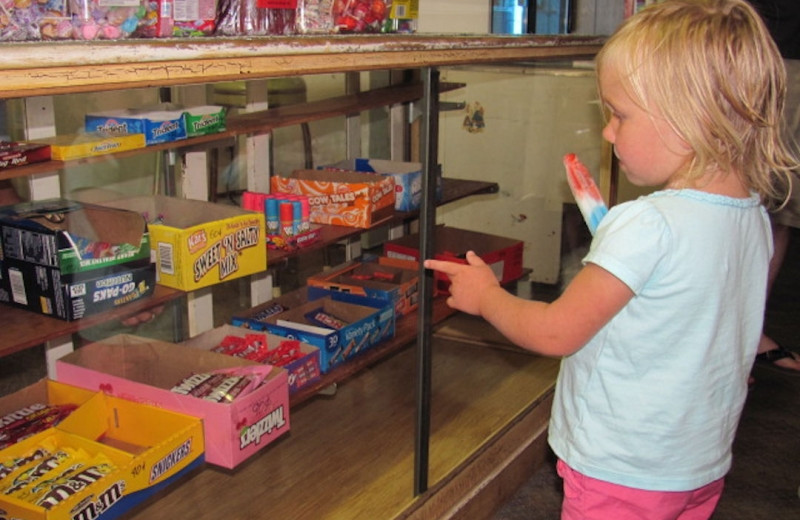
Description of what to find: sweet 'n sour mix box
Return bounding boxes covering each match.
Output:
[0,199,155,321]
[102,196,266,291]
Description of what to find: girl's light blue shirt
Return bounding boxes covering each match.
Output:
[548,189,772,491]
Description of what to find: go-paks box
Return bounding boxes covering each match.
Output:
[271,168,395,228]
[0,380,204,520]
[102,196,266,291]
[0,199,155,320]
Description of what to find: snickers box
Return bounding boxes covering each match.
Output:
[56,334,288,469]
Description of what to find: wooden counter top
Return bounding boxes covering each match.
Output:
[0,35,604,98]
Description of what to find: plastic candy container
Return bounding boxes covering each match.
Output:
[216,0,296,36]
[0,0,71,41]
[69,0,145,40]
[297,0,390,34]
[333,0,390,33]
[296,0,333,33]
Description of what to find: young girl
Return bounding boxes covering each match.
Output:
[425,1,798,518]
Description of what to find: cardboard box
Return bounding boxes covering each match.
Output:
[85,104,187,145]
[306,257,420,317]
[181,324,321,395]
[0,379,96,450]
[0,199,155,320]
[0,381,204,520]
[0,261,156,321]
[0,141,50,170]
[56,335,289,469]
[28,133,147,161]
[271,169,395,228]
[323,158,442,212]
[184,105,227,137]
[232,292,395,373]
[0,199,150,276]
[102,196,266,291]
[383,226,524,290]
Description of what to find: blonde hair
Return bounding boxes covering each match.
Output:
[596,0,798,208]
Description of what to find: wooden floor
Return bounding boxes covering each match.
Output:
[122,314,560,520]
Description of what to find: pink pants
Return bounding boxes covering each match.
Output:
[557,459,724,520]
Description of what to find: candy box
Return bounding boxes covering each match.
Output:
[85,104,187,145]
[0,199,155,320]
[0,141,50,170]
[27,132,146,161]
[383,225,524,291]
[181,324,321,395]
[232,291,395,373]
[271,168,395,228]
[306,256,420,317]
[0,260,156,321]
[101,195,266,291]
[56,334,289,469]
[0,384,204,520]
[0,379,96,450]
[322,158,441,212]
[183,105,227,137]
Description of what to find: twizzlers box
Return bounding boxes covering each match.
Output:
[102,196,266,291]
[56,334,289,469]
[271,169,395,228]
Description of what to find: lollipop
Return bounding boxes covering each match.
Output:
[563,153,608,236]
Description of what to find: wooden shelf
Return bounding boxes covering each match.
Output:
[0,35,604,98]
[122,313,560,520]
[0,177,496,360]
[0,81,465,183]
[267,177,498,265]
[0,285,184,359]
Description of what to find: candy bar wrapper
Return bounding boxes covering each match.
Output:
[304,308,348,330]
[25,453,116,510]
[170,365,273,403]
[0,403,78,450]
[2,446,88,498]
[249,302,288,322]
[216,0,297,36]
[563,153,608,236]
[0,444,53,480]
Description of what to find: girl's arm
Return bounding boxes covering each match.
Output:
[425,251,634,357]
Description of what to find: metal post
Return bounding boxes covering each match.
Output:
[414,66,440,496]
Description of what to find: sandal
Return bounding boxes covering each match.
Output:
[754,344,800,376]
